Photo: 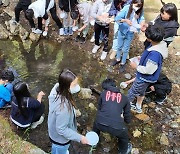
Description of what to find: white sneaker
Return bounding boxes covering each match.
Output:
[100,51,108,60]
[92,45,100,53]
[66,150,69,154]
[31,28,36,33]
[31,115,44,129]
[42,31,48,37]
[33,29,42,34]
[110,49,116,59]
[90,35,95,43]
[59,28,64,35]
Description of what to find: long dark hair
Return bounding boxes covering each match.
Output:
[160,3,178,22]
[56,69,77,111]
[127,0,144,19]
[114,0,126,11]
[13,81,31,118]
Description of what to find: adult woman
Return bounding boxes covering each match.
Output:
[10,81,45,129]
[48,69,88,154]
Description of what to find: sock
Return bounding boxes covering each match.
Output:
[136,103,141,109]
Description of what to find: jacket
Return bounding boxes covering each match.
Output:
[10,97,41,128]
[91,0,112,26]
[95,81,131,130]
[136,41,168,83]
[59,0,78,12]
[48,83,82,144]
[18,0,31,6]
[28,0,55,18]
[115,4,145,34]
[0,84,11,108]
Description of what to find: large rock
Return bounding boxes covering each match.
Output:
[160,133,169,146]
[79,88,92,99]
[2,0,10,6]
[135,113,150,122]
[5,20,19,35]
[19,26,29,41]
[29,33,41,42]
[0,25,9,39]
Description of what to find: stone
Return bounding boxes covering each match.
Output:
[29,33,41,42]
[75,109,81,118]
[102,133,112,142]
[160,133,169,146]
[2,0,10,6]
[170,121,179,128]
[3,8,14,17]
[145,151,155,154]
[171,106,180,115]
[124,73,131,79]
[131,148,140,154]
[79,88,92,99]
[148,102,156,108]
[133,129,141,138]
[19,26,29,41]
[89,103,97,110]
[103,147,110,153]
[29,148,47,154]
[23,40,32,51]
[135,113,150,122]
[0,25,9,39]
[8,20,20,35]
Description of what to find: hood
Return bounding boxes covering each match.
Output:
[147,41,168,59]
[102,79,120,93]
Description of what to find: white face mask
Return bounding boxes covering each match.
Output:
[133,6,140,12]
[70,84,81,94]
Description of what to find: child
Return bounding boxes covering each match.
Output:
[127,24,168,113]
[0,70,14,108]
[26,0,63,35]
[112,0,145,72]
[10,81,45,129]
[59,0,78,35]
[91,0,112,60]
[93,78,132,154]
[144,3,179,48]
[48,69,88,154]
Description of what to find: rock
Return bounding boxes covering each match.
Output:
[29,148,47,154]
[135,113,150,122]
[89,103,97,110]
[145,151,155,154]
[19,26,29,41]
[177,117,180,123]
[3,8,14,17]
[170,121,179,128]
[124,73,131,79]
[148,102,156,108]
[29,33,41,42]
[75,109,81,118]
[171,106,180,115]
[23,40,32,51]
[160,133,169,146]
[0,25,9,39]
[2,0,10,7]
[175,52,180,56]
[131,148,140,154]
[103,147,110,153]
[79,88,92,99]
[102,133,112,142]
[8,20,20,35]
[133,129,141,138]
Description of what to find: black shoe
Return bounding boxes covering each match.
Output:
[119,64,126,73]
[119,143,132,154]
[79,37,86,44]
[111,59,120,66]
[75,35,81,42]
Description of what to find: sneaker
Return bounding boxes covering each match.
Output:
[33,29,42,34]
[79,37,86,44]
[92,45,100,54]
[130,102,136,110]
[75,35,81,42]
[90,35,95,43]
[126,143,132,154]
[64,27,69,35]
[155,96,167,105]
[110,49,116,59]
[111,59,120,66]
[100,51,107,60]
[135,107,142,114]
[59,28,64,35]
[31,28,36,33]
[66,150,69,154]
[69,27,73,35]
[119,64,126,73]
[42,31,48,37]
[31,115,44,129]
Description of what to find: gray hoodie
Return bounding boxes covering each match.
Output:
[91,0,112,26]
[48,83,82,144]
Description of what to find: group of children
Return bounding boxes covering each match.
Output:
[0,0,179,154]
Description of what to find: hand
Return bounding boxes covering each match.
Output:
[150,86,155,91]
[130,61,138,69]
[125,19,132,26]
[38,91,45,97]
[80,136,89,144]
[140,23,148,32]
[42,19,45,25]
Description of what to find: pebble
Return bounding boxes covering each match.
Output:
[148,102,156,108]
[75,109,81,118]
[135,113,150,122]
[88,103,97,110]
[170,121,179,128]
[160,133,169,146]
[131,148,139,154]
[133,129,141,138]
[124,73,132,79]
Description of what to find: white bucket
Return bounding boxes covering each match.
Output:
[86,131,99,146]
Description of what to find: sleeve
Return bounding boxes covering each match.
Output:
[138,11,145,24]
[91,1,99,19]
[97,94,103,110]
[55,107,82,142]
[28,97,41,109]
[59,0,64,10]
[108,2,117,17]
[0,88,11,102]
[164,27,178,38]
[114,5,128,25]
[123,97,131,124]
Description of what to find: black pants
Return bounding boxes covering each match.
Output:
[94,23,109,52]
[37,4,63,30]
[32,103,45,122]
[15,3,35,28]
[93,122,129,153]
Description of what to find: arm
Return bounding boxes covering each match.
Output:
[123,98,131,124]
[37,91,45,103]
[97,94,103,110]
[125,77,136,85]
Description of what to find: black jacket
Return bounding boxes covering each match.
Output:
[95,81,131,130]
[18,0,31,6]
[59,0,78,12]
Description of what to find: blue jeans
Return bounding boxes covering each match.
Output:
[112,22,119,52]
[51,143,70,154]
[116,31,134,64]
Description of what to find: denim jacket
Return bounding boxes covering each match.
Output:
[115,5,145,34]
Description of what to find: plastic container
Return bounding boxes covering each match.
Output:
[86,131,99,146]
[120,82,128,89]
[72,26,78,32]
[60,12,67,19]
